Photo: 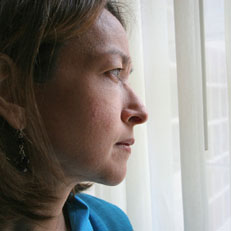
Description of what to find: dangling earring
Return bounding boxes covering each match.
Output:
[16,129,30,173]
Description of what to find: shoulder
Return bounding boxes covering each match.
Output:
[76,193,133,231]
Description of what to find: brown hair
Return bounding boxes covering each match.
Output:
[0,0,126,226]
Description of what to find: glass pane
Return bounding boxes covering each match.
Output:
[204,0,231,230]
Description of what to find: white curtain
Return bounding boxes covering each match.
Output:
[86,0,231,231]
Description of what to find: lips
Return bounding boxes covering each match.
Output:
[116,138,135,146]
[115,138,135,153]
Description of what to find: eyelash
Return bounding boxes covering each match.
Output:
[105,68,123,81]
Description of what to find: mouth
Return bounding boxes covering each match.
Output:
[115,138,135,153]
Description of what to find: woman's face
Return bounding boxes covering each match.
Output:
[36,9,148,186]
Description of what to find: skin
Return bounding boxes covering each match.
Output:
[36,9,148,186]
[29,9,148,231]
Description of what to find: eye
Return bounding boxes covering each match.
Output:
[105,68,123,81]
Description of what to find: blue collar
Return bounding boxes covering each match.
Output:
[65,195,93,231]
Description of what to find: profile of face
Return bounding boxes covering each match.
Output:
[36,9,148,186]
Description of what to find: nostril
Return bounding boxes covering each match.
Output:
[128,116,143,124]
[121,108,148,125]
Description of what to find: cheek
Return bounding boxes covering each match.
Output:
[65,98,121,172]
[78,92,122,146]
[83,83,121,124]
[90,101,118,131]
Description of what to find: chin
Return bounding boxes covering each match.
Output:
[95,165,127,186]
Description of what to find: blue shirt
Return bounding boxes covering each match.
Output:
[65,193,133,231]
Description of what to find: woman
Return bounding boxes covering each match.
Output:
[0,0,148,230]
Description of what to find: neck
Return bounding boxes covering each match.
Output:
[33,183,75,231]
[7,182,76,231]
[34,213,67,231]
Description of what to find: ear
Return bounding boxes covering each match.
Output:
[0,53,13,82]
[0,97,26,130]
[0,54,26,130]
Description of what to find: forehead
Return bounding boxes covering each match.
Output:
[60,9,130,65]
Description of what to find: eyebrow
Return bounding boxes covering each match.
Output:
[102,48,132,66]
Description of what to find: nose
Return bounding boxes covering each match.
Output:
[121,89,148,126]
